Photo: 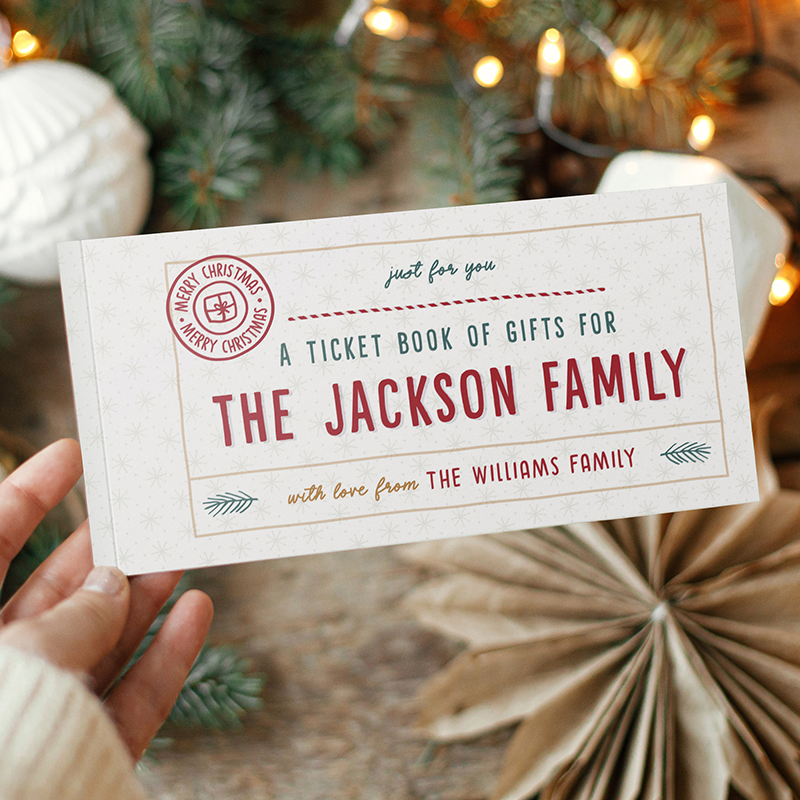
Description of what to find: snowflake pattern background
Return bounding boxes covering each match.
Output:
[60,185,755,573]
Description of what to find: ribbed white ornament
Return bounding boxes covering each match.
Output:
[0,60,152,283]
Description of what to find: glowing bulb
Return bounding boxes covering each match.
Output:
[607,48,641,88]
[687,114,715,151]
[476,0,502,6]
[11,30,39,58]
[368,10,392,30]
[543,44,561,62]
[769,260,800,306]
[473,55,504,87]
[770,277,792,302]
[364,7,409,40]
[537,28,565,76]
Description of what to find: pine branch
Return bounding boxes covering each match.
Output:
[262,43,402,176]
[411,93,522,207]
[206,0,351,37]
[484,0,741,149]
[203,491,258,517]
[487,0,613,62]
[554,4,740,149]
[21,0,742,229]
[158,73,275,228]
[660,442,711,465]
[194,13,254,96]
[91,0,199,127]
[23,0,109,51]
[1,521,62,603]
[121,577,264,736]
[168,645,264,729]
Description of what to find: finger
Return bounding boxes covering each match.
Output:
[105,589,214,760]
[0,565,130,673]
[91,569,184,695]
[0,439,82,586]
[0,521,93,624]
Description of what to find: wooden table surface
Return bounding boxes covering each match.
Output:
[3,7,800,794]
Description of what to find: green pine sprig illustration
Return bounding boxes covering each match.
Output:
[203,490,257,517]
[660,442,711,465]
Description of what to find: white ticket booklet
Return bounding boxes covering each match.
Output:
[59,184,757,574]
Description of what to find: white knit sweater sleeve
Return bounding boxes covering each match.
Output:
[0,645,148,800]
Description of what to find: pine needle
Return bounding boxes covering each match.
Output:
[168,645,264,729]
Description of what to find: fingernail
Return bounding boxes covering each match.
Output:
[82,566,126,596]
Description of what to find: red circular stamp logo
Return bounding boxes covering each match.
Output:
[166,255,275,361]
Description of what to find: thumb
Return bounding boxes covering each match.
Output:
[1,566,130,675]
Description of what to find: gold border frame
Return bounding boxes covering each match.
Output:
[165,212,727,538]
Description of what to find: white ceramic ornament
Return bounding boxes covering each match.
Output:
[0,59,153,283]
[596,151,791,359]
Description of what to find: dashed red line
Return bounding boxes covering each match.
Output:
[288,287,606,321]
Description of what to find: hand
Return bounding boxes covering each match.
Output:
[0,439,214,760]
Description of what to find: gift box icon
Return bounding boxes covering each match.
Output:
[204,291,237,323]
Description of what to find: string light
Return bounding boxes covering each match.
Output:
[687,114,715,151]
[11,29,39,58]
[0,15,9,67]
[364,7,409,40]
[475,0,502,6]
[473,55,504,87]
[606,48,641,88]
[769,254,800,305]
[537,28,565,77]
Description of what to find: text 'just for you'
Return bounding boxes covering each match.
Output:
[383,258,494,289]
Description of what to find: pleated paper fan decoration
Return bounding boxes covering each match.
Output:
[403,401,800,800]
